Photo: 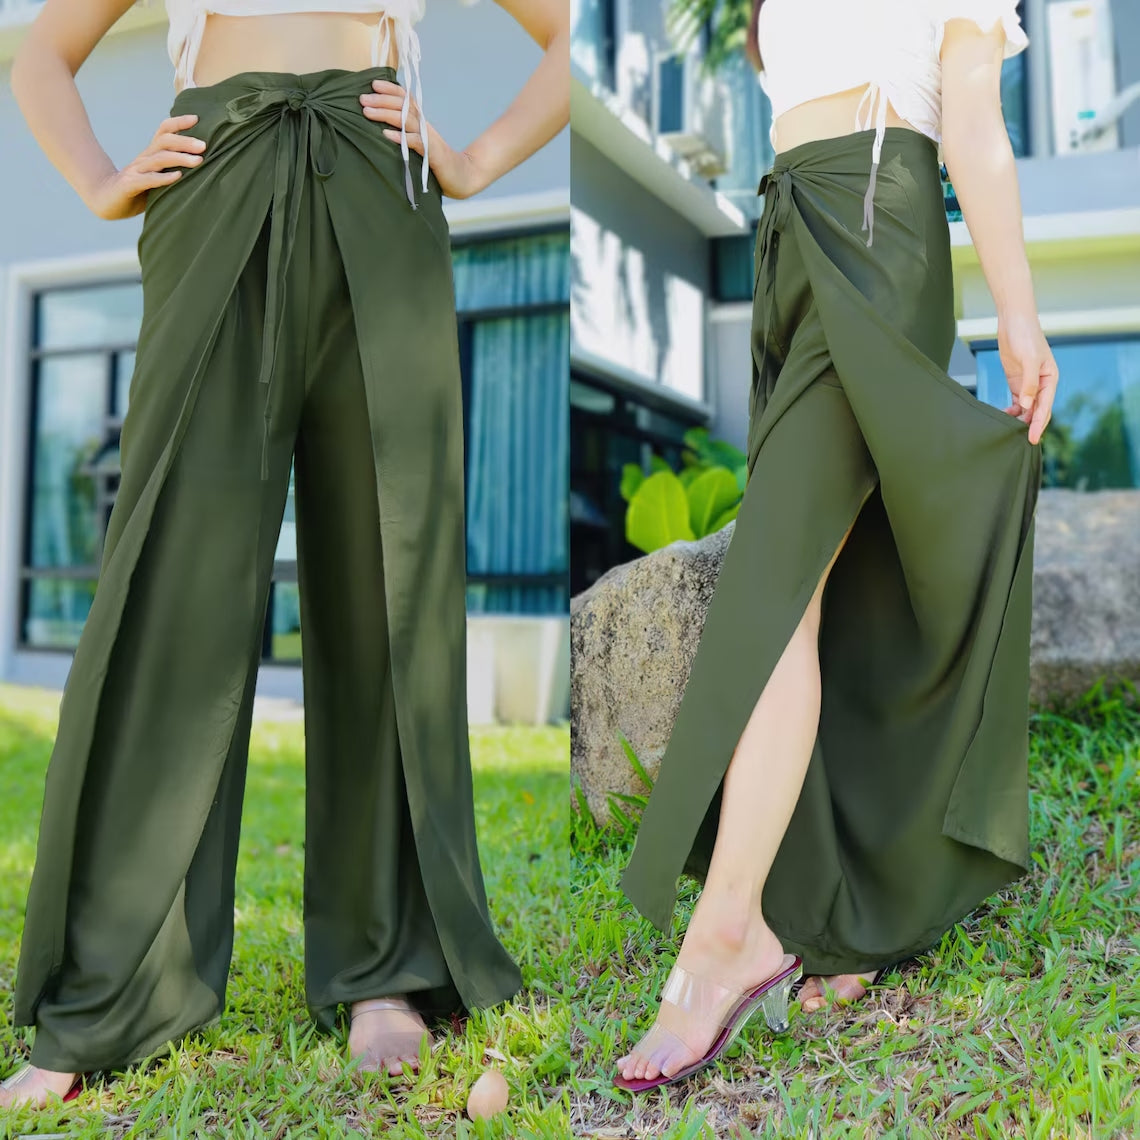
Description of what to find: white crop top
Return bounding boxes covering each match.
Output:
[757,0,1028,244]
[165,0,431,206]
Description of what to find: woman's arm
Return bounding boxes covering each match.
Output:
[940,18,1058,444]
[10,0,206,219]
[360,0,569,199]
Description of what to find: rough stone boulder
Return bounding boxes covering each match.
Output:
[570,488,1140,825]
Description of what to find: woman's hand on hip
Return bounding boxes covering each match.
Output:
[360,80,486,199]
[997,309,1059,446]
[85,114,206,220]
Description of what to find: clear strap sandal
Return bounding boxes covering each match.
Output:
[0,1064,83,1106]
[614,952,803,1092]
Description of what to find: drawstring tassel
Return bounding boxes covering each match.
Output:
[378,14,429,209]
[862,159,879,247]
[855,80,888,248]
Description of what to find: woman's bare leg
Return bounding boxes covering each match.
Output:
[618,527,865,1082]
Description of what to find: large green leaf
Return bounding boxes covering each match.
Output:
[626,470,695,553]
[686,467,741,537]
[620,463,645,503]
[682,425,748,473]
[710,501,741,532]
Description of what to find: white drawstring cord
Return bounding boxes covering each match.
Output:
[855,80,888,247]
[374,12,430,208]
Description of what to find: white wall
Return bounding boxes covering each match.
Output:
[570,133,709,406]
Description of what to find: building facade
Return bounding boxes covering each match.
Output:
[571,0,1140,593]
[0,0,571,722]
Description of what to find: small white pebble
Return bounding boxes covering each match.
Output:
[465,1068,509,1120]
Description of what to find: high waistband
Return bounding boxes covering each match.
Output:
[172,64,394,96]
[762,126,937,183]
[761,125,939,254]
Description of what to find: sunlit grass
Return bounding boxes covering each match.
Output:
[0,683,571,1139]
[569,685,1140,1140]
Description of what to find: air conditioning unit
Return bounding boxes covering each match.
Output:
[653,50,730,177]
[1047,0,1119,154]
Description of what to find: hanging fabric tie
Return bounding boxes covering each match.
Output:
[372,9,431,209]
[854,79,889,248]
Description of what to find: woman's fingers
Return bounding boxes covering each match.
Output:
[134,169,185,187]
[1027,359,1058,445]
[139,149,203,172]
[361,100,421,133]
[1015,356,1040,413]
[155,113,200,137]
[382,129,424,155]
[154,131,207,154]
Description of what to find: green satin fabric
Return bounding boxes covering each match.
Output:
[620,127,1043,976]
[13,66,521,1073]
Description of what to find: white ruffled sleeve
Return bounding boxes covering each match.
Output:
[934,0,1029,60]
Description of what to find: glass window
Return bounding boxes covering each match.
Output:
[22,578,97,650]
[1001,39,1030,158]
[713,54,773,223]
[975,335,1140,489]
[27,354,106,571]
[712,223,761,303]
[570,373,705,594]
[570,0,616,90]
[36,281,143,351]
[454,230,571,616]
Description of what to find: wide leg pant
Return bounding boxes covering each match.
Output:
[621,128,1043,975]
[13,66,521,1073]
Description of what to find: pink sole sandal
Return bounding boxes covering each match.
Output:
[0,1064,84,1105]
[614,952,803,1093]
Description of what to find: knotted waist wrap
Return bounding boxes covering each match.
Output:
[172,3,431,212]
[224,84,342,481]
[755,166,794,398]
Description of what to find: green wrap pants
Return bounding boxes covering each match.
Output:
[13,66,521,1073]
[621,128,1043,976]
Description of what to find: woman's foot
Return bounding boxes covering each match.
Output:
[347,996,433,1078]
[616,895,791,1084]
[798,970,880,1012]
[0,1065,80,1108]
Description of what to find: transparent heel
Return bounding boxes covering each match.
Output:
[613,952,804,1093]
[759,965,802,1033]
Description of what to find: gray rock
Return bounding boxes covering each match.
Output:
[571,488,1140,825]
[1030,489,1140,707]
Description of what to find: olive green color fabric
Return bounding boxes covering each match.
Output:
[13,66,521,1073]
[620,128,1043,976]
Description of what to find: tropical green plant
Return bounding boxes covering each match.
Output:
[620,427,748,553]
[664,0,751,73]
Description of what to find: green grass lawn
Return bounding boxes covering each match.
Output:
[570,688,1140,1140]
[0,684,570,1139]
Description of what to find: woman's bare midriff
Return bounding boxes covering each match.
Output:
[771,83,921,153]
[181,11,400,92]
